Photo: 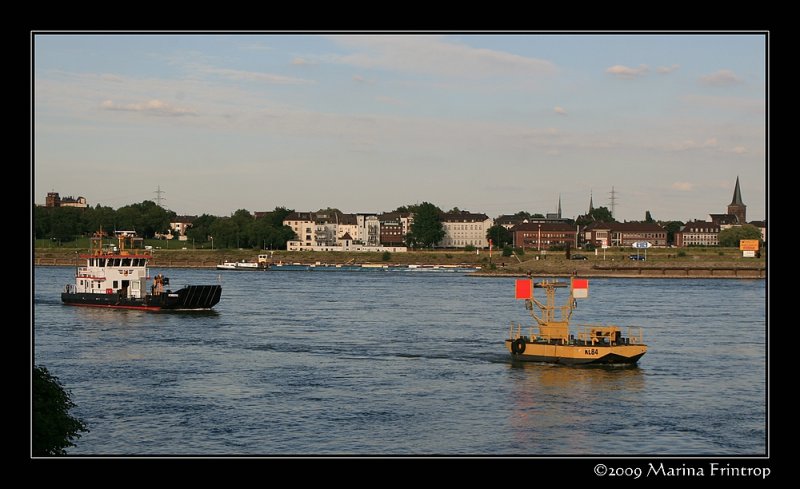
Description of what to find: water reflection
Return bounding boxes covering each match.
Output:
[506,363,645,453]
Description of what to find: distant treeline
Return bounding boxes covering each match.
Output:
[33,201,297,250]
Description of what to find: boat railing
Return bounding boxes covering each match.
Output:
[510,323,645,345]
[575,324,644,345]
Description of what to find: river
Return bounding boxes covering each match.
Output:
[33,267,766,455]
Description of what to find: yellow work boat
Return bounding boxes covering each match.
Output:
[505,277,647,365]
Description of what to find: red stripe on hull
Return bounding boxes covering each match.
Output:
[62,302,162,311]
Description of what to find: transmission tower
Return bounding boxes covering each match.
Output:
[154,185,166,207]
[609,186,618,219]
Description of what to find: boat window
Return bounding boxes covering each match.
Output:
[114,259,121,266]
[122,258,131,266]
[113,280,118,288]
[99,258,106,267]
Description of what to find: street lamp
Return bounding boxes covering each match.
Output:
[538,224,541,252]
[210,236,214,250]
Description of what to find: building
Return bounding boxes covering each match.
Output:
[284,212,316,247]
[609,222,667,247]
[379,212,410,246]
[584,222,667,247]
[727,176,746,224]
[675,221,720,247]
[709,177,748,228]
[169,216,196,241]
[512,222,577,250]
[749,220,767,243]
[45,192,88,208]
[439,211,493,248]
[495,215,523,229]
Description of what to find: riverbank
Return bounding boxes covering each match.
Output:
[34,247,765,279]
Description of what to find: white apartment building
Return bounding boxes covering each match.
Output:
[440,211,493,248]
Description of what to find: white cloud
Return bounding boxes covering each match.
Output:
[330,35,557,78]
[605,64,649,79]
[375,95,403,105]
[657,64,680,74]
[698,69,742,86]
[204,67,314,85]
[672,182,694,191]
[352,74,375,84]
[101,99,197,117]
[664,137,719,151]
[291,57,315,66]
[101,73,124,83]
[554,106,567,116]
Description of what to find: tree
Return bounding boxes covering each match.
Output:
[186,214,217,244]
[486,224,512,248]
[267,206,293,229]
[718,225,762,247]
[33,366,88,455]
[513,211,532,221]
[407,202,445,248]
[589,206,614,222]
[662,221,684,245]
[645,211,654,223]
[448,207,461,213]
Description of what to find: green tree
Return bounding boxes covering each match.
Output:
[186,214,217,245]
[645,211,654,223]
[590,206,614,222]
[513,211,532,221]
[407,202,445,248]
[486,224,512,248]
[49,207,83,242]
[662,221,684,245]
[718,225,762,247]
[267,206,294,229]
[209,217,238,248]
[33,366,88,455]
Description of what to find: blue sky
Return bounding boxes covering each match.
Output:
[34,33,766,222]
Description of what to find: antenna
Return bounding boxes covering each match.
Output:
[154,185,166,208]
[609,186,618,219]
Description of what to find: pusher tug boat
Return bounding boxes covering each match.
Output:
[506,277,646,365]
[61,230,222,311]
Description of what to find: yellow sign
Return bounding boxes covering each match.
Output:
[739,239,760,251]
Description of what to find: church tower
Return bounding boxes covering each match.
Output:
[557,195,562,219]
[588,191,594,213]
[727,176,746,224]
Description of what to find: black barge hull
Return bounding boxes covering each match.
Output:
[61,285,222,311]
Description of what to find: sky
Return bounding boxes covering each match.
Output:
[33,33,767,222]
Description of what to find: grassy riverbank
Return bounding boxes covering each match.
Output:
[34,246,766,278]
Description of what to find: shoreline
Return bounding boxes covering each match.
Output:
[34,248,765,280]
[34,261,765,279]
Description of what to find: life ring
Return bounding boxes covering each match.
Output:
[512,338,526,355]
[123,270,128,276]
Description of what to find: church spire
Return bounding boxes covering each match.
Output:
[557,194,562,219]
[727,176,747,224]
[588,191,594,213]
[730,176,744,206]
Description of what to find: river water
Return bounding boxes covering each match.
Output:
[33,266,766,455]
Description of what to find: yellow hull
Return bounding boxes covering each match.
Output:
[505,339,647,365]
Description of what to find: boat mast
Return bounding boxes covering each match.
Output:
[526,277,576,326]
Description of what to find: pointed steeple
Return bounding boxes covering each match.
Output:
[588,191,594,213]
[727,176,746,224]
[557,194,562,219]
[730,176,744,206]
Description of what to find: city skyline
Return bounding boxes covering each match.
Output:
[34,33,767,221]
